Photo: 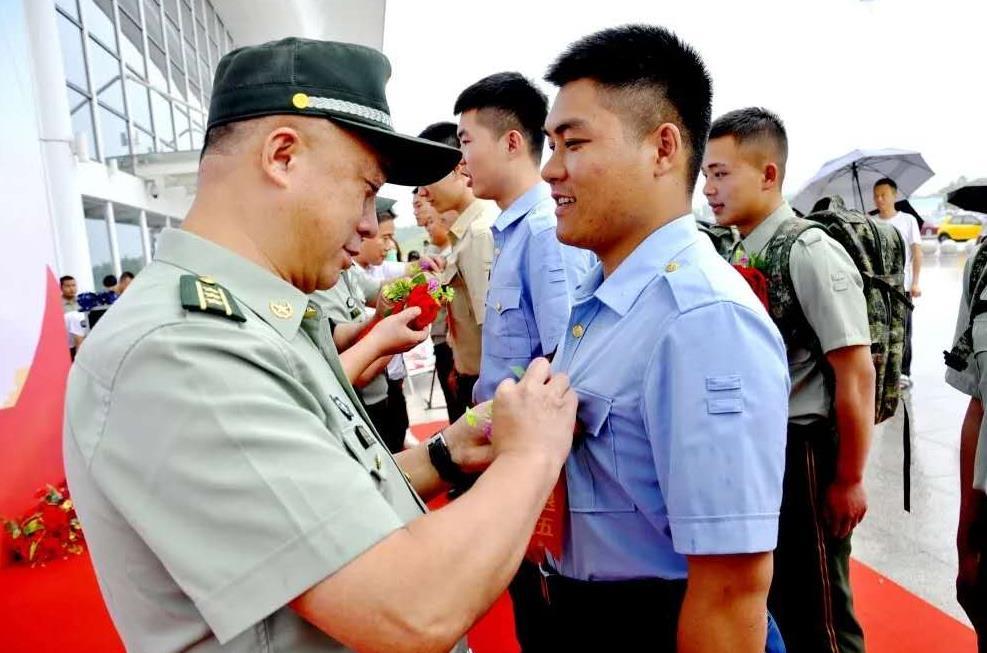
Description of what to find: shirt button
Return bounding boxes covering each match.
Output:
[665,261,680,273]
[572,324,585,338]
[375,453,382,471]
[496,302,503,312]
[495,248,501,255]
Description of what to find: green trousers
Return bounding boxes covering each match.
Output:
[768,422,866,653]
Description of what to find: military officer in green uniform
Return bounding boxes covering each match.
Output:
[64,38,577,653]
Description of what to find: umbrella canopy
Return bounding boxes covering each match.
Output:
[792,148,934,216]
[947,183,987,214]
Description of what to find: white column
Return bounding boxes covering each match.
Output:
[104,201,122,278]
[138,209,152,264]
[23,0,95,290]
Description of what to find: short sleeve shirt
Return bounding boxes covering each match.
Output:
[64,228,430,652]
[741,203,872,424]
[552,215,790,581]
[875,212,922,288]
[946,254,987,490]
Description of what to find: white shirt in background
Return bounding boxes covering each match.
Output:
[875,212,921,289]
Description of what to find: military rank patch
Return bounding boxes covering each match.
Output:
[180,275,246,323]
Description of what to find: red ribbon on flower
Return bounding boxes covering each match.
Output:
[732,264,770,312]
[526,474,568,563]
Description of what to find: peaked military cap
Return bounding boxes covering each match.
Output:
[207,37,460,186]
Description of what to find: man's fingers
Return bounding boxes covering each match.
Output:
[520,357,551,386]
[545,371,572,399]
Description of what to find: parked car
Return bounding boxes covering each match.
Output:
[937,214,983,242]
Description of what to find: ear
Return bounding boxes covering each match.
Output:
[505,129,524,157]
[650,122,682,177]
[260,127,301,189]
[762,162,780,191]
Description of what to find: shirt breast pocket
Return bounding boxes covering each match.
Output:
[566,389,635,513]
[486,285,531,355]
[339,423,388,485]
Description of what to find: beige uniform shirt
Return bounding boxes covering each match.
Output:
[741,203,871,424]
[63,228,445,652]
[441,199,497,376]
[946,254,987,489]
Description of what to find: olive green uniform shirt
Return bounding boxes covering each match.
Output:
[740,202,871,424]
[946,254,987,490]
[311,268,387,406]
[63,228,458,652]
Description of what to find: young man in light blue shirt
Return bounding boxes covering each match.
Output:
[540,25,790,652]
[455,72,594,408]
[455,71,594,652]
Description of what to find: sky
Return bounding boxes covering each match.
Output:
[378,0,987,226]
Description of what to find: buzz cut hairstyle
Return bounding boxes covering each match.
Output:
[417,122,460,150]
[709,107,789,182]
[545,24,713,189]
[874,177,898,192]
[453,72,548,163]
[377,209,397,223]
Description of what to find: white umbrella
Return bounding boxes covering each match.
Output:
[791,148,934,216]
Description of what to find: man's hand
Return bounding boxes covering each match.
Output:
[826,477,867,539]
[444,401,494,475]
[910,283,922,298]
[366,307,428,356]
[490,358,577,468]
[412,255,446,274]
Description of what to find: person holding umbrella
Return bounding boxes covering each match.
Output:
[874,177,922,387]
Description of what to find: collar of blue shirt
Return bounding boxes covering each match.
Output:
[585,213,698,317]
[493,183,552,232]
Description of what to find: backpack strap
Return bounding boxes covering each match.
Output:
[945,242,987,371]
[761,217,828,352]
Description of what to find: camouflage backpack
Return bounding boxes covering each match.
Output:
[944,240,987,372]
[701,198,911,424]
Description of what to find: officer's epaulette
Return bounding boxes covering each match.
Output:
[179,275,246,323]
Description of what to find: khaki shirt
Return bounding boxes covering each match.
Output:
[311,268,388,406]
[441,199,497,376]
[63,228,432,652]
[946,254,987,489]
[741,203,871,424]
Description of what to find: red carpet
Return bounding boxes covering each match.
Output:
[0,419,972,652]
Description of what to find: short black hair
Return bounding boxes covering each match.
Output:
[377,210,396,224]
[545,24,712,188]
[418,122,460,150]
[709,107,789,182]
[121,271,135,281]
[102,274,118,288]
[874,177,898,192]
[454,72,548,163]
[59,275,75,286]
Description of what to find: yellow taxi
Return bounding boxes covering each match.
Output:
[937,214,983,242]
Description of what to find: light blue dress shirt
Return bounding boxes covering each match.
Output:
[474,183,594,403]
[552,215,790,581]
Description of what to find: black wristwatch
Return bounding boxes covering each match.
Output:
[426,431,470,488]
